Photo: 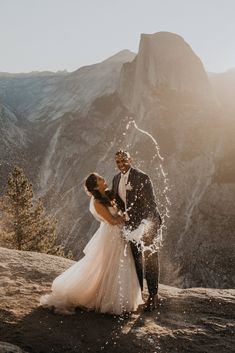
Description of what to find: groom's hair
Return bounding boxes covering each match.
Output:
[115,150,131,159]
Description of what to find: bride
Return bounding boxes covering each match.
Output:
[40,172,143,315]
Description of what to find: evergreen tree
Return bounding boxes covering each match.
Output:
[0,166,62,254]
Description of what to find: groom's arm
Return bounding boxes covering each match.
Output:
[142,175,162,226]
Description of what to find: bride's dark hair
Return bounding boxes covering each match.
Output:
[84,173,114,206]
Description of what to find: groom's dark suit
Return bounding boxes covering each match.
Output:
[112,167,162,296]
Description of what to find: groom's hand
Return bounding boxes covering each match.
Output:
[142,231,155,246]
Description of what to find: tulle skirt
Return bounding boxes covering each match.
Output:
[40,222,143,315]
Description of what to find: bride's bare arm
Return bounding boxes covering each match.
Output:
[94,200,123,225]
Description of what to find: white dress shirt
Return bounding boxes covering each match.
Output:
[118,168,131,209]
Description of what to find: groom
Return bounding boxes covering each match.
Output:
[112,150,162,311]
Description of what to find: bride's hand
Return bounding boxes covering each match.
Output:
[114,215,124,225]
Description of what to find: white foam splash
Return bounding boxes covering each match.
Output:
[120,117,171,251]
[126,119,164,161]
[122,219,162,253]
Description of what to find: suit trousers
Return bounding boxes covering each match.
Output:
[130,242,159,296]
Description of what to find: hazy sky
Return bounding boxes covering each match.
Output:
[1,0,234,73]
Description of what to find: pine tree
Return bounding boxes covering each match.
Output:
[0,166,62,254]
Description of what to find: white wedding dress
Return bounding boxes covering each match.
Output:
[40,197,143,315]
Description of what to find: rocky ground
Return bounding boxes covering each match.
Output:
[0,247,234,353]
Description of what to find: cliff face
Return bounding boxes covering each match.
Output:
[209,69,235,113]
[0,247,234,353]
[118,32,214,113]
[0,33,234,288]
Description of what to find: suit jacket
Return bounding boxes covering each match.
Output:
[112,167,162,231]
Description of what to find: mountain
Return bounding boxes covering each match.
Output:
[119,32,214,112]
[0,247,234,353]
[209,69,235,113]
[0,33,234,288]
[0,50,135,122]
[116,33,234,288]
